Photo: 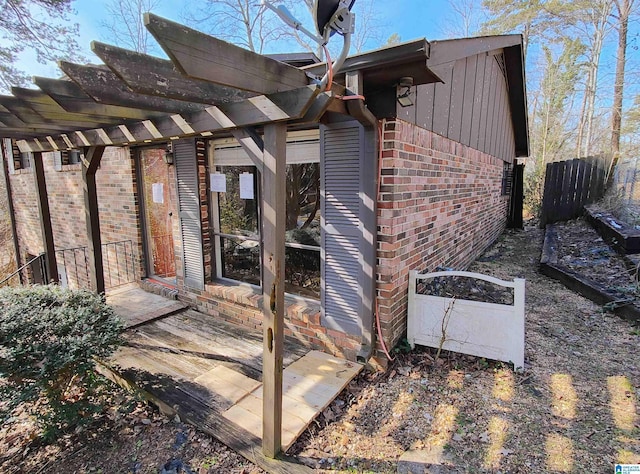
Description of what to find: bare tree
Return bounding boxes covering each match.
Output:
[564,0,613,157]
[442,0,485,38]
[100,0,163,54]
[182,0,290,53]
[609,0,637,183]
[0,0,83,92]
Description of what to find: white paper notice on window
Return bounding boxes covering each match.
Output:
[210,173,226,193]
[239,173,254,200]
[152,183,164,203]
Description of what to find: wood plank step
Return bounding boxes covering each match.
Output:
[222,350,362,451]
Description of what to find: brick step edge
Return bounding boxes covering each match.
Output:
[140,279,179,300]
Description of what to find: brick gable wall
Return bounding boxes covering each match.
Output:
[376,119,510,358]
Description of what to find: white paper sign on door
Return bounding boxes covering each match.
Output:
[152,183,164,203]
[239,173,254,200]
[210,173,226,193]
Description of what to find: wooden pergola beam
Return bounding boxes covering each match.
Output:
[82,146,106,294]
[11,88,123,127]
[145,13,310,94]
[0,95,45,123]
[92,42,255,105]
[59,62,205,115]
[32,151,58,284]
[34,77,166,120]
[17,85,320,152]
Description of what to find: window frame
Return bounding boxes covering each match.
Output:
[208,130,321,299]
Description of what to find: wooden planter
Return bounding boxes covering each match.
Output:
[540,224,640,323]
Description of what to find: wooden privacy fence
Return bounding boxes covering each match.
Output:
[540,156,607,227]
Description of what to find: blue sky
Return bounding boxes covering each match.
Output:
[64,0,458,68]
[15,0,640,113]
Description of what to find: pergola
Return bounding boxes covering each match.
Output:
[0,12,434,469]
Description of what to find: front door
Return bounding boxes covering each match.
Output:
[140,148,176,281]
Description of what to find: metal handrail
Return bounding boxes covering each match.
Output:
[0,253,44,287]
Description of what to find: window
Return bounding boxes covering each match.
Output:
[501,161,513,196]
[210,131,321,299]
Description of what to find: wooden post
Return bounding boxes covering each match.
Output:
[32,151,58,283]
[82,146,106,293]
[261,123,286,458]
[0,140,21,282]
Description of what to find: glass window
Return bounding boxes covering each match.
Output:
[284,163,320,298]
[211,156,321,299]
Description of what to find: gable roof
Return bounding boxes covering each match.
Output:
[428,35,529,157]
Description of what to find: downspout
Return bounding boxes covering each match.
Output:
[0,139,22,283]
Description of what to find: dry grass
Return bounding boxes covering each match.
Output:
[291,225,640,473]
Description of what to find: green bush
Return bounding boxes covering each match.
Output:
[0,284,123,440]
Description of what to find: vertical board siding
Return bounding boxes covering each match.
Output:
[407,51,516,163]
[432,64,454,137]
[460,55,477,146]
[540,157,607,227]
[447,59,465,143]
[321,123,364,336]
[174,138,205,290]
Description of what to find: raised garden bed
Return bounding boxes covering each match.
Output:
[540,219,640,322]
[585,204,640,254]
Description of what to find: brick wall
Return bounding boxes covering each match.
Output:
[376,119,510,356]
[8,146,142,287]
[185,281,362,361]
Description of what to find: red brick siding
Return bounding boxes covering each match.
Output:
[376,119,510,357]
[8,147,143,286]
[186,282,362,361]
[10,166,42,263]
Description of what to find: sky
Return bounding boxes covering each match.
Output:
[17,0,461,80]
[13,0,640,115]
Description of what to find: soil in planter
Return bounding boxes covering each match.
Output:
[554,218,640,309]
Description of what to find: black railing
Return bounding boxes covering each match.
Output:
[0,254,46,288]
[56,240,137,290]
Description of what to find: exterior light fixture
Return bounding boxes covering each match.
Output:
[397,76,414,107]
[163,142,174,165]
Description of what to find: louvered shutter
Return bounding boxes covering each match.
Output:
[321,122,366,336]
[53,151,62,171]
[174,138,205,290]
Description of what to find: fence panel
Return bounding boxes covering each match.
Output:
[540,156,607,227]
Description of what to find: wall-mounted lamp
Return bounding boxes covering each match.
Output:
[163,142,174,165]
[397,76,414,107]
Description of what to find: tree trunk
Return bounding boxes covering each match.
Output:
[609,0,631,185]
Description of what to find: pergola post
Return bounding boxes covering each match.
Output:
[82,146,106,294]
[32,151,58,284]
[261,123,286,458]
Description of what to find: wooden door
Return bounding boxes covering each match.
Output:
[140,148,176,279]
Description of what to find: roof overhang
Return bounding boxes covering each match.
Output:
[428,35,529,157]
[303,39,443,88]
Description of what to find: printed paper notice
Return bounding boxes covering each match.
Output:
[210,173,226,193]
[239,173,254,200]
[152,183,164,203]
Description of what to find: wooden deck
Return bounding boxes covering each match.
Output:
[105,283,186,328]
[102,307,362,473]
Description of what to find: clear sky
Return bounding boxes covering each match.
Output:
[14,0,640,113]
[66,0,460,66]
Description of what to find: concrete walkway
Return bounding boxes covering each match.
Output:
[105,283,187,328]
